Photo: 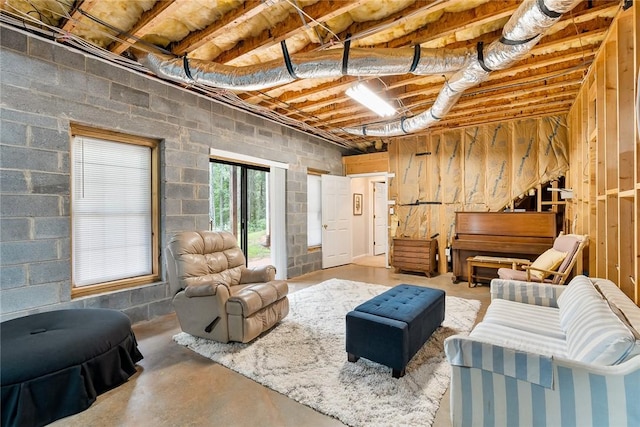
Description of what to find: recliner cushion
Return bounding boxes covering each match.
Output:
[227,281,288,317]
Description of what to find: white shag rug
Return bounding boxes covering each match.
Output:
[173,279,480,427]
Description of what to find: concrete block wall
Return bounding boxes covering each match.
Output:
[0,25,345,323]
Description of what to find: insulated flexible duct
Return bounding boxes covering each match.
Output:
[135,46,475,91]
[134,0,583,136]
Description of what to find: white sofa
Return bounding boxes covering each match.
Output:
[444,275,640,427]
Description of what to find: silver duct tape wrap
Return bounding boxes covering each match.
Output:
[136,51,296,91]
[135,0,582,137]
[342,0,581,137]
[432,84,464,118]
[503,0,560,41]
[447,61,490,93]
[503,0,581,42]
[342,111,440,137]
[135,47,473,91]
[483,36,542,71]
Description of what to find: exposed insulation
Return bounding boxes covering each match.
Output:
[148,0,241,43]
[485,123,511,211]
[389,114,569,270]
[396,139,422,206]
[441,130,462,204]
[354,9,444,48]
[348,0,415,23]
[3,0,68,27]
[428,134,442,203]
[454,16,510,43]
[538,116,569,183]
[512,119,539,195]
[74,1,157,47]
[464,127,486,206]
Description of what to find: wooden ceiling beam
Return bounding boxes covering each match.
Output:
[423,107,571,132]
[283,46,595,121]
[398,69,585,106]
[434,103,573,128]
[324,87,578,128]
[171,0,271,55]
[213,0,367,65]
[381,22,605,92]
[385,0,519,48]
[109,0,181,55]
[239,0,515,105]
[251,14,606,112]
[331,0,448,46]
[331,100,574,135]
[60,0,99,33]
[399,77,582,117]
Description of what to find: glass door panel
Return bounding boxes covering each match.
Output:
[209,162,240,236]
[209,161,270,268]
[246,168,271,268]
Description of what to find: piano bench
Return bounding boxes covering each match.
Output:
[467,256,531,287]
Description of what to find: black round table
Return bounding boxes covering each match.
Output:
[1,309,143,427]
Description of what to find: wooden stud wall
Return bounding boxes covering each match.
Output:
[567,4,639,303]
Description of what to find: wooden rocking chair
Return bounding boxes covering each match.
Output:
[497,233,588,285]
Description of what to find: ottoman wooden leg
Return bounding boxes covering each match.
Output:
[392,368,405,378]
[347,353,360,363]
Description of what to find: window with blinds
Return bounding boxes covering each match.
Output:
[307,174,322,247]
[70,125,159,295]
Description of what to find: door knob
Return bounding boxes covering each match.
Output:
[323,224,328,229]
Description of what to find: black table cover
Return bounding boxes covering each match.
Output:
[1,309,143,427]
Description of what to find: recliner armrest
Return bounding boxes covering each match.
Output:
[240,265,276,284]
[184,282,230,297]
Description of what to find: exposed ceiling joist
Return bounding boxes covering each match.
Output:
[0,0,620,152]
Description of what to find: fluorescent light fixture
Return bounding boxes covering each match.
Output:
[345,83,397,117]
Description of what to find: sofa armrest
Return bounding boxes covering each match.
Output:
[448,343,640,427]
[490,278,565,307]
[444,334,554,388]
[240,265,276,284]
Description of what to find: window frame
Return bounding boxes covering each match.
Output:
[69,123,160,297]
[306,168,326,250]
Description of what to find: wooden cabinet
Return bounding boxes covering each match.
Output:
[392,238,438,277]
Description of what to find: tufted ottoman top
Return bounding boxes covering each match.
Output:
[353,284,445,324]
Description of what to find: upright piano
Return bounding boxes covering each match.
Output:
[451,212,557,283]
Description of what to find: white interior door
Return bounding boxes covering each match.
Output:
[321,174,352,268]
[373,182,388,255]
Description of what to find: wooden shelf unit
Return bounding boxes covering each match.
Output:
[566,4,639,304]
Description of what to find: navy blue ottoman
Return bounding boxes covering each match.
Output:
[346,284,445,378]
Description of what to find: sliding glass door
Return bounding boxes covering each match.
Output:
[209,161,271,268]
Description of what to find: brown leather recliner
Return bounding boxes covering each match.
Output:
[166,230,289,343]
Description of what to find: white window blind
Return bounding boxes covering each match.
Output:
[307,174,322,247]
[72,136,152,286]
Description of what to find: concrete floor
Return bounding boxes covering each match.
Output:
[52,262,491,427]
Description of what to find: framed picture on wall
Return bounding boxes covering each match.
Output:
[353,193,363,215]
